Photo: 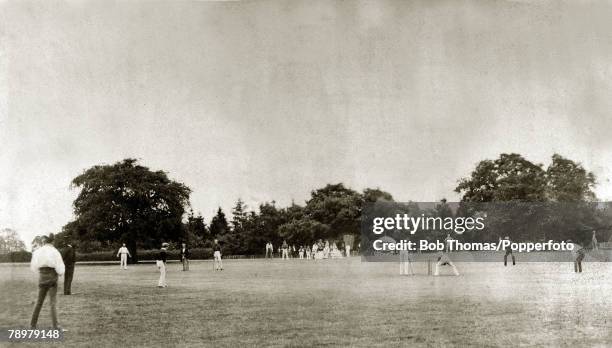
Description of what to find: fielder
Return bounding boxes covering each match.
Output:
[501,236,516,266]
[281,240,289,260]
[399,249,414,275]
[213,239,223,271]
[569,240,585,273]
[592,231,598,251]
[157,243,168,287]
[116,243,131,270]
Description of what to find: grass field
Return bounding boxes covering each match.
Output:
[1,258,612,347]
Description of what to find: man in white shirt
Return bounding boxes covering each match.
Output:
[116,243,131,270]
[265,242,273,259]
[30,234,65,329]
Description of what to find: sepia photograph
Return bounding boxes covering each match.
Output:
[1,1,611,347]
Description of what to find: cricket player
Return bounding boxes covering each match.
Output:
[345,243,351,258]
[592,231,598,251]
[116,243,131,270]
[265,242,274,259]
[399,249,414,275]
[299,246,305,259]
[180,243,190,271]
[30,234,65,329]
[569,240,585,273]
[306,245,312,259]
[213,239,223,270]
[281,240,289,260]
[501,236,516,266]
[157,243,168,287]
[435,235,459,276]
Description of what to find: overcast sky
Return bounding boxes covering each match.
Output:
[1,1,611,249]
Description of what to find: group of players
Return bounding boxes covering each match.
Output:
[400,233,598,276]
[265,239,352,260]
[26,231,602,330]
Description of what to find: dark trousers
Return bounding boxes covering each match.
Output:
[504,250,515,266]
[31,268,59,328]
[64,266,74,295]
[182,258,189,271]
[574,253,585,273]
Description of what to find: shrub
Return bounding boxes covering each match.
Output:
[0,251,31,263]
[74,248,214,262]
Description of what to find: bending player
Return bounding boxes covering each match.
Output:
[435,235,459,276]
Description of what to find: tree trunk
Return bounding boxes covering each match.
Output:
[128,239,138,263]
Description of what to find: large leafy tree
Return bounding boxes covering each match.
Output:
[456,153,547,202]
[63,159,191,261]
[546,154,596,202]
[456,153,600,243]
[304,183,363,240]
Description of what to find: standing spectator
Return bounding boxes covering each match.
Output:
[180,243,190,271]
[213,239,223,271]
[265,242,274,259]
[157,243,168,287]
[592,231,598,251]
[61,243,76,295]
[30,234,65,329]
[306,245,312,260]
[116,243,131,270]
[298,246,305,259]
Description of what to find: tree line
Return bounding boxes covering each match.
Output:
[44,153,610,261]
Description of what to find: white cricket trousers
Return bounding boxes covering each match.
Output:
[158,262,167,287]
[214,251,223,270]
[435,260,459,276]
[120,254,128,269]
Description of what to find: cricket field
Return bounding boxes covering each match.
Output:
[1,258,611,347]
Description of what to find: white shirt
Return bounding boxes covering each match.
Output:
[117,246,130,256]
[30,244,65,275]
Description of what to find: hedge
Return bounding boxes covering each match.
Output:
[0,251,32,263]
[74,248,214,262]
[2,248,265,263]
